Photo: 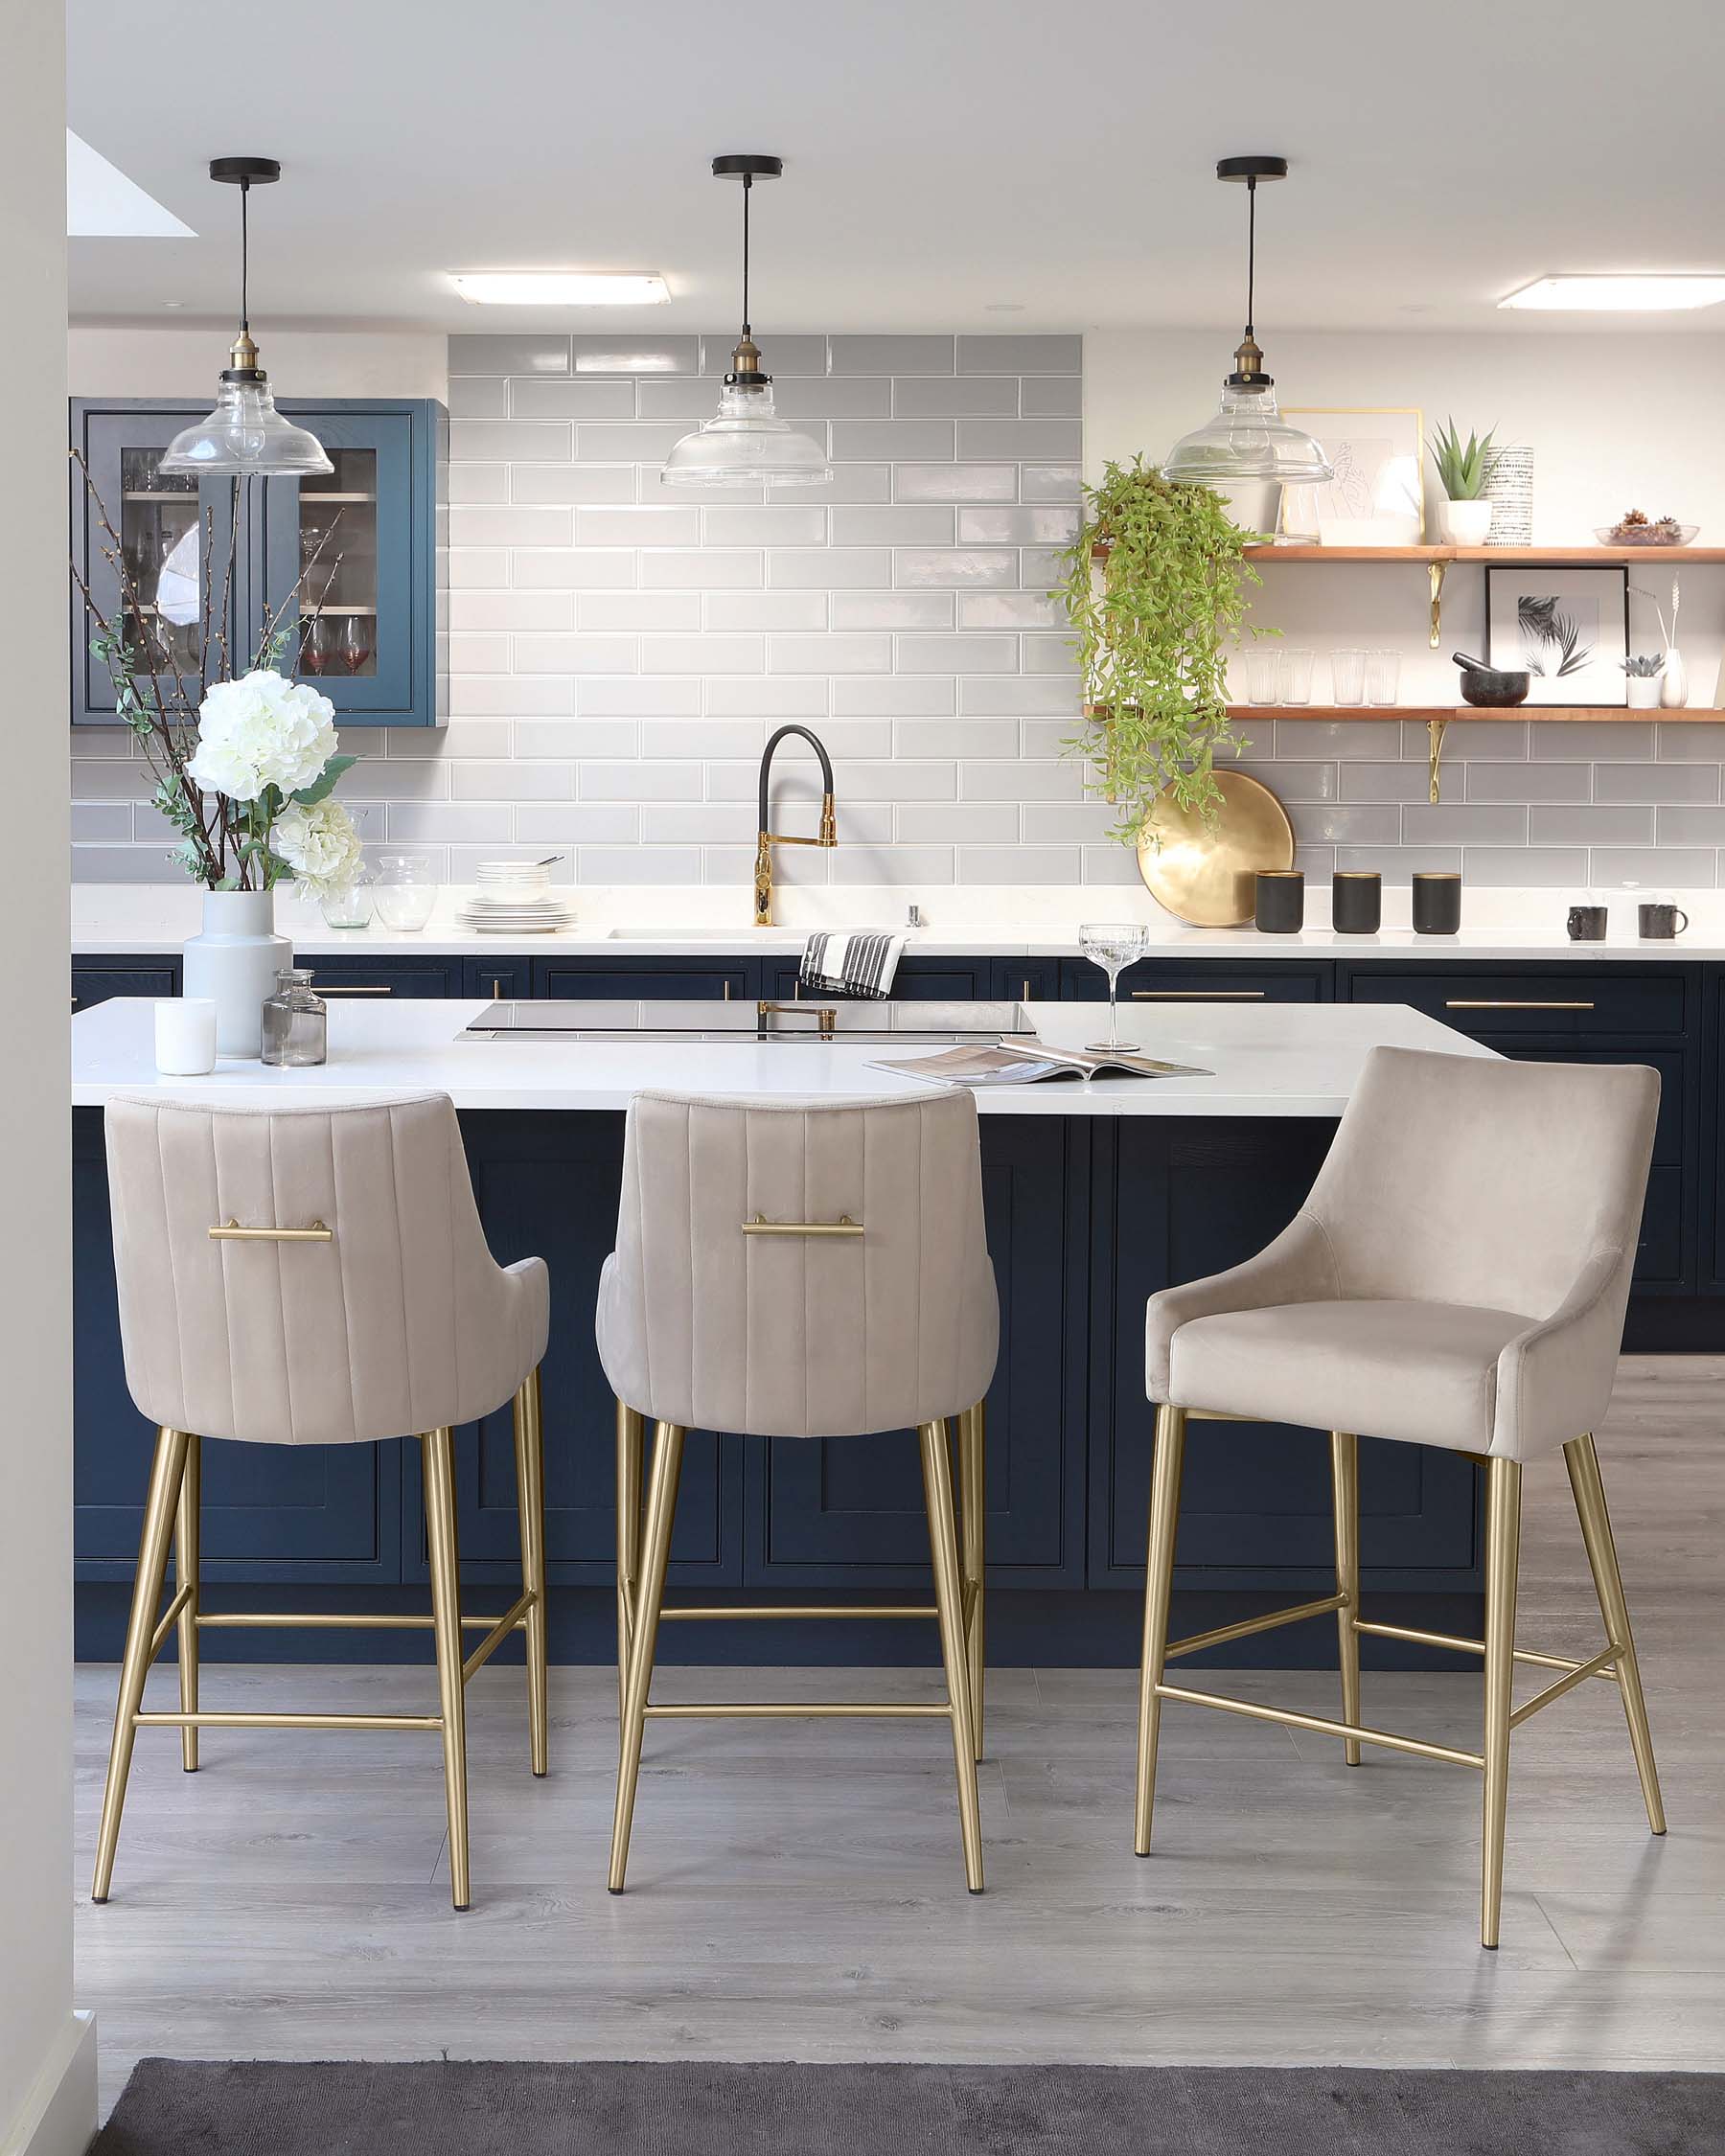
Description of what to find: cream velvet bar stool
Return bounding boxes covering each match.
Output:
[95,1091,550,1911]
[597,1089,998,1893]
[1137,1045,1666,1948]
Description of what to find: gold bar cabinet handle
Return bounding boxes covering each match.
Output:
[1132,990,1266,999]
[314,984,393,996]
[209,1220,334,1243]
[1445,998,1595,1011]
[742,1214,863,1237]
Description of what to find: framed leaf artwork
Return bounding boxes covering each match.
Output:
[1485,565,1629,708]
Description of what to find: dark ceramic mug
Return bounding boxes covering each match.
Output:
[1567,905,1608,943]
[1639,903,1690,940]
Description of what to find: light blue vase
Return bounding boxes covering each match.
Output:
[181,890,290,1058]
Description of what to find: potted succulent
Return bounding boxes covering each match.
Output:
[1623,653,1666,709]
[1431,418,1495,546]
[1053,455,1266,841]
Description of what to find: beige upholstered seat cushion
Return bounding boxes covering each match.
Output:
[105,1091,548,1446]
[1166,1297,1530,1455]
[596,1089,999,1438]
[1147,1047,1660,1463]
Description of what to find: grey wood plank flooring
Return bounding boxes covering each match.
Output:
[75,1357,1725,2112]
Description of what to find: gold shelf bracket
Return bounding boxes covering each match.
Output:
[1427,716,1449,804]
[1428,560,1447,648]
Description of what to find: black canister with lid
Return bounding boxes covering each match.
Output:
[1254,870,1304,934]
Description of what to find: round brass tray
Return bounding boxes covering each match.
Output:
[1136,769,1295,927]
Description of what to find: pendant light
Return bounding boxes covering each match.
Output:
[160,157,333,479]
[661,154,831,490]
[1162,156,1331,521]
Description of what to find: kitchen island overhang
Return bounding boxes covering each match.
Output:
[70,998,1499,1671]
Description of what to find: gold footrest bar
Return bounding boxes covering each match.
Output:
[1355,1619,1623,1685]
[461,1593,537,1684]
[147,1583,193,1664]
[643,1702,954,1720]
[1165,1594,1346,1663]
[1509,1641,1624,1728]
[1154,1682,1485,1770]
[133,1710,442,1732]
[193,1612,528,1632]
[656,1604,938,1621]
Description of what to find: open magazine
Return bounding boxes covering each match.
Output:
[870,1041,1211,1088]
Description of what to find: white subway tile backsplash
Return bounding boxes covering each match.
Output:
[893,464,1019,504]
[578,424,694,464]
[834,677,955,717]
[450,420,573,462]
[705,590,830,631]
[570,335,699,375]
[700,333,828,377]
[448,333,570,377]
[1019,378,1083,418]
[513,721,639,758]
[450,761,571,800]
[513,633,638,675]
[960,760,1082,801]
[832,507,955,545]
[447,377,509,419]
[958,677,1076,714]
[449,590,579,632]
[896,633,1019,674]
[514,805,644,843]
[893,378,1020,418]
[1595,761,1720,803]
[1021,466,1083,500]
[449,548,510,587]
[769,634,894,674]
[510,378,637,419]
[640,633,765,674]
[702,506,829,547]
[770,378,893,420]
[895,801,1022,843]
[829,334,954,375]
[960,593,1062,630]
[510,465,638,505]
[894,719,1020,759]
[894,549,1018,588]
[708,677,829,717]
[575,677,702,717]
[576,505,702,547]
[1023,637,1078,674]
[512,549,635,588]
[957,507,1080,544]
[386,802,514,842]
[831,421,957,463]
[580,762,704,801]
[640,549,762,587]
[832,593,954,631]
[577,592,702,632]
[958,334,1081,375]
[957,419,1082,461]
[449,505,573,547]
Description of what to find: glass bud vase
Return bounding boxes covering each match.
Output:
[181,889,290,1059]
[261,969,328,1067]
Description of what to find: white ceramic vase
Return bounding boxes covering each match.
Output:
[1661,650,1690,709]
[1437,498,1493,546]
[181,889,291,1058]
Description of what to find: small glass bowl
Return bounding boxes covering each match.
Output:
[1595,522,1697,547]
[319,875,374,930]
[372,852,438,932]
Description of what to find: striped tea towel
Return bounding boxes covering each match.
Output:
[799,930,906,1000]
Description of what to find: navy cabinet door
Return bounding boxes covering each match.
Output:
[262,401,444,726]
[401,1113,739,1589]
[73,958,180,1011]
[463,957,531,1002]
[1061,958,1329,1002]
[990,957,1060,1003]
[300,956,465,999]
[761,955,992,1002]
[746,1117,1087,1589]
[72,1112,396,1582]
[533,957,757,1001]
[1090,1117,1479,1593]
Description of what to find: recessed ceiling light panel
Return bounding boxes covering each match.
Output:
[450,272,669,306]
[1499,275,1725,312]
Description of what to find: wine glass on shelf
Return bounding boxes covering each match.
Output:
[340,612,373,674]
[1078,922,1149,1055]
[300,611,333,676]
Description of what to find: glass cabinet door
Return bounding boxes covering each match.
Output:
[261,405,422,720]
[71,406,243,725]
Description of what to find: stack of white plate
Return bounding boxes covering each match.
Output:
[457,861,574,934]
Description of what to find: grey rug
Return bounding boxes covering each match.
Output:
[94,2057,1725,2154]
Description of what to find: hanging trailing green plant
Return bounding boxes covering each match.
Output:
[1052,455,1267,842]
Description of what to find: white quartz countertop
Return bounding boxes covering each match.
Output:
[69,884,1725,963]
[71,998,1496,1118]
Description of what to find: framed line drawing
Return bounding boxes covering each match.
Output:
[1277,407,1426,543]
[1485,564,1630,708]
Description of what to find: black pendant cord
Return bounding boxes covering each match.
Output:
[740,172,752,338]
[1244,174,1256,339]
[239,178,251,335]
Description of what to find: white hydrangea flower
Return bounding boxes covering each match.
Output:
[187,670,337,803]
[270,800,364,898]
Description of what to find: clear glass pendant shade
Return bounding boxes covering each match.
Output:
[660,379,831,488]
[1162,381,1333,488]
[160,376,334,478]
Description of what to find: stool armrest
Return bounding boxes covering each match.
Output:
[1491,1245,1629,1462]
[1146,1214,1340,1402]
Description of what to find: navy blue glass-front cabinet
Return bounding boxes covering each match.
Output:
[71,397,446,728]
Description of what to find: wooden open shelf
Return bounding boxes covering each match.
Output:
[1229,703,1721,723]
[1242,544,1725,564]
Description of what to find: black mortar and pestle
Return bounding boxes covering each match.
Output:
[1453,651,1530,707]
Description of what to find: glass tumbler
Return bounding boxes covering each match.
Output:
[1276,647,1315,705]
[1366,649,1401,705]
[1331,648,1368,706]
[1245,647,1282,705]
[373,852,438,931]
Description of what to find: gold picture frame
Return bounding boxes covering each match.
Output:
[1278,406,1426,542]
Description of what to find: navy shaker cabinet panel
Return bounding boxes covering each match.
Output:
[532,957,758,1002]
[298,956,466,999]
[72,957,180,1010]
[1061,958,1329,1003]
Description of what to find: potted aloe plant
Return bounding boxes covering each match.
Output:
[1052,455,1266,842]
[1431,418,1495,545]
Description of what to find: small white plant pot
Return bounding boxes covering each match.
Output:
[1626,677,1662,709]
[1437,498,1493,546]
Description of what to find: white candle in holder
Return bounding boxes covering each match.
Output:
[155,998,218,1076]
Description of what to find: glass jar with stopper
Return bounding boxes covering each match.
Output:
[261,968,328,1067]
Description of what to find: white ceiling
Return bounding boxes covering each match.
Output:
[67,0,1725,335]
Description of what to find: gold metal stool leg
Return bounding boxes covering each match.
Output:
[957,1400,986,1762]
[1481,1456,1522,1949]
[615,1401,646,1724]
[921,1421,984,1892]
[93,1426,190,1902]
[1135,1404,1186,1855]
[1330,1432,1362,1767]
[423,1427,472,1911]
[609,1421,684,1892]
[1565,1434,1666,1835]
[513,1368,550,1777]
[175,1433,201,1773]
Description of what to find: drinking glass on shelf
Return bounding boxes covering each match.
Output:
[300,612,334,676]
[1245,648,1281,705]
[1078,921,1149,1054]
[1366,648,1401,705]
[340,613,374,674]
[1331,648,1368,706]
[1276,647,1315,705]
[373,853,438,931]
